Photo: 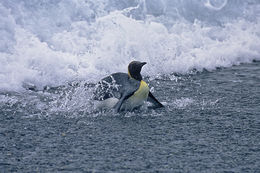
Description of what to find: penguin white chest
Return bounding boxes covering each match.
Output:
[122,80,149,110]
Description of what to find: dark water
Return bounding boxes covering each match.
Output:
[0,62,260,172]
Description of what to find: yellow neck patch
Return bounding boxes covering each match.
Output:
[121,80,149,111]
[133,80,149,99]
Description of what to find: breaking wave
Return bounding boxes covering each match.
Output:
[0,0,260,91]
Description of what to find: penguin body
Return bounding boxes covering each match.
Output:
[93,61,163,112]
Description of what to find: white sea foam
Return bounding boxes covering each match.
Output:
[204,0,227,11]
[0,0,260,91]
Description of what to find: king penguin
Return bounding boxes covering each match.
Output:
[93,61,164,112]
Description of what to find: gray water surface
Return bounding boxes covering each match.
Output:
[0,62,260,172]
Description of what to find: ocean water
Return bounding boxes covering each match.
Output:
[0,0,260,172]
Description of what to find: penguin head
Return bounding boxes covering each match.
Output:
[128,61,147,81]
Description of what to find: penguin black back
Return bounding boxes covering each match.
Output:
[93,72,139,101]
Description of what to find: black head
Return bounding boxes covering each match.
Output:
[128,61,146,81]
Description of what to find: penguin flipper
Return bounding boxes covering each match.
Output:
[113,92,133,112]
[147,92,164,108]
[113,78,140,112]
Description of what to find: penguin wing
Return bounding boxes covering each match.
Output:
[147,92,164,108]
[113,91,134,112]
[113,77,140,112]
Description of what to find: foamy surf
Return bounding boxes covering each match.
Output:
[0,0,260,91]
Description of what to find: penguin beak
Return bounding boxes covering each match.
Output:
[141,62,147,66]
